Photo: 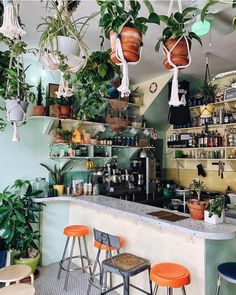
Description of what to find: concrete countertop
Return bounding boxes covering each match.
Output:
[35,195,236,241]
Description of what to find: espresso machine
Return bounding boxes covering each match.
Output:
[130,149,156,199]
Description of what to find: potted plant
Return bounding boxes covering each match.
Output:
[198,81,217,118]
[33,78,46,116]
[155,7,202,70]
[40,160,74,196]
[0,179,43,273]
[55,95,74,119]
[188,179,206,220]
[53,128,73,144]
[37,0,96,71]
[70,50,121,121]
[97,0,160,64]
[204,195,225,224]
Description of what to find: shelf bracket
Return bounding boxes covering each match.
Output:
[43,118,57,135]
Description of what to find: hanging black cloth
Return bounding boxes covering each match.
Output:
[168,80,191,127]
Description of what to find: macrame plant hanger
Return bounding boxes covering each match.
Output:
[164,0,192,107]
[2,0,27,142]
[114,0,143,98]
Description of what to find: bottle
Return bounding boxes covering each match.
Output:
[224,110,229,124]
[88,182,93,195]
[33,177,49,198]
[84,182,88,195]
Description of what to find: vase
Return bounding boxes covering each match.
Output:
[53,184,64,196]
[163,37,191,70]
[33,105,46,116]
[14,253,40,273]
[204,210,225,224]
[188,202,206,220]
[5,100,29,122]
[110,27,142,64]
[59,105,71,119]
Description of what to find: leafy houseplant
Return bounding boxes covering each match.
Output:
[155,7,202,70]
[188,179,206,220]
[97,0,160,63]
[199,81,217,118]
[33,78,46,116]
[56,96,75,119]
[0,179,43,273]
[204,196,225,224]
[70,50,121,121]
[40,160,74,196]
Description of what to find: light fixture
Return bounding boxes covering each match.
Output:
[191,16,211,37]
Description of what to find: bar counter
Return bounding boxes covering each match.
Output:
[36,195,236,295]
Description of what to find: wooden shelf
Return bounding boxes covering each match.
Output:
[173,122,236,131]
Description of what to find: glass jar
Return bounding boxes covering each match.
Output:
[33,177,49,198]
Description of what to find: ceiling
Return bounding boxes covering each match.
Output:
[17,0,236,84]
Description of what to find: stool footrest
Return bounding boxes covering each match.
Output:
[59,255,92,272]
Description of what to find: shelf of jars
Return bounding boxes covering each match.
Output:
[189,97,236,110]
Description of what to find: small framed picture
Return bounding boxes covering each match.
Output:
[224,88,236,102]
[47,83,59,98]
[46,83,59,116]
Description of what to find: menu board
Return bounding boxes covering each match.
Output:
[224,88,236,101]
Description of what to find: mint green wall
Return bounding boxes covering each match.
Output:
[205,239,236,294]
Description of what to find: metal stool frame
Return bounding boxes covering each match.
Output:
[57,235,92,291]
[153,285,187,295]
[215,264,236,295]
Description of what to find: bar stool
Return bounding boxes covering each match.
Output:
[0,283,35,295]
[87,233,125,294]
[57,224,92,291]
[0,265,34,286]
[215,262,236,295]
[93,228,153,295]
[150,263,191,295]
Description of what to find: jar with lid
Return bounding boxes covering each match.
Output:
[33,178,49,198]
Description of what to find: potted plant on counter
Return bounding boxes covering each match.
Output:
[198,81,217,118]
[0,179,43,273]
[33,77,46,116]
[155,7,202,70]
[204,195,225,224]
[40,160,74,196]
[97,0,160,64]
[56,95,74,119]
[188,179,207,220]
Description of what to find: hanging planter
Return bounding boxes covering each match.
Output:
[110,27,142,64]
[5,99,28,122]
[163,37,191,70]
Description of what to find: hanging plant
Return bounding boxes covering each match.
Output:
[97,0,159,97]
[37,0,97,74]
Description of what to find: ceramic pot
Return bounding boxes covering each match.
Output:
[188,202,206,220]
[200,104,214,118]
[5,99,28,122]
[14,253,40,274]
[204,210,225,224]
[53,184,64,196]
[110,27,142,64]
[163,37,191,70]
[59,105,71,119]
[53,36,80,57]
[33,105,46,116]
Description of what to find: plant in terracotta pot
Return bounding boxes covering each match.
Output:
[56,95,75,119]
[198,81,217,118]
[0,179,43,273]
[188,178,207,220]
[155,7,202,70]
[33,78,46,116]
[97,0,160,64]
[40,160,74,196]
[204,195,225,224]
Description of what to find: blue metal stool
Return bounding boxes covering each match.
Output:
[215,262,236,295]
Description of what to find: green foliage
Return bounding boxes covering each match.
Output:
[55,129,73,143]
[0,180,43,258]
[97,0,160,39]
[205,195,225,217]
[199,81,217,104]
[56,95,75,106]
[40,160,74,184]
[36,78,44,106]
[69,50,121,120]
[155,7,202,52]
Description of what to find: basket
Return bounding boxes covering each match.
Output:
[107,116,129,132]
[109,97,129,111]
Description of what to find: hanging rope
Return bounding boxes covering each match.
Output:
[0,0,25,39]
[55,72,73,98]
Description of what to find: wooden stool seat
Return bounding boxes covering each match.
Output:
[64,225,89,237]
[0,283,35,295]
[0,265,32,286]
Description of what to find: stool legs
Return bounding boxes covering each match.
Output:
[148,267,153,295]
[58,237,70,280]
[167,287,173,295]
[153,285,158,295]
[181,286,187,295]
[215,275,221,295]
[64,236,76,291]
[83,236,92,276]
[123,276,129,295]
[78,237,85,273]
[87,249,101,295]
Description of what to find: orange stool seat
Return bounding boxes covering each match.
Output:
[94,238,125,251]
[64,225,89,237]
[151,263,191,288]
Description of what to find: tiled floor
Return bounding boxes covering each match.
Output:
[34,263,119,295]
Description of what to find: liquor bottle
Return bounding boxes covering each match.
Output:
[224,110,229,124]
[203,132,208,148]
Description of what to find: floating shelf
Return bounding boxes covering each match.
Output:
[49,156,118,160]
[50,142,155,149]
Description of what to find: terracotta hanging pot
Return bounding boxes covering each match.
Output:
[163,37,191,70]
[59,105,71,119]
[187,202,206,220]
[33,105,46,116]
[110,27,142,64]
